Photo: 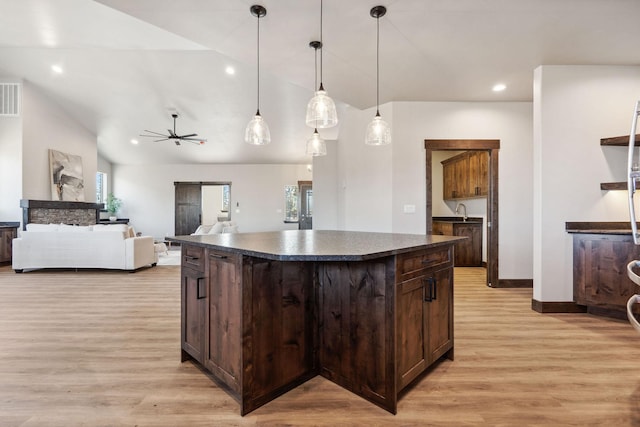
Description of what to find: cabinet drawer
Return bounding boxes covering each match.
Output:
[397,247,452,280]
[182,244,205,271]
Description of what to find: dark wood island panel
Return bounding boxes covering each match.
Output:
[170,230,462,415]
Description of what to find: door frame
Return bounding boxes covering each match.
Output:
[424,139,500,287]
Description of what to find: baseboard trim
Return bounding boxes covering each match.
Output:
[494,278,532,288]
[531,299,587,313]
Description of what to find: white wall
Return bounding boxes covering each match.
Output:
[113,163,311,239]
[316,101,534,280]
[312,139,339,230]
[533,65,640,302]
[22,82,97,202]
[0,80,23,222]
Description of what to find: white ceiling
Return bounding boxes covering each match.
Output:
[1,0,639,165]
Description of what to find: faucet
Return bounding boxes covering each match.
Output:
[455,203,467,221]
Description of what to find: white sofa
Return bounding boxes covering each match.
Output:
[12,223,157,273]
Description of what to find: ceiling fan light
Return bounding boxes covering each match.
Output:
[306,129,327,156]
[305,89,338,128]
[365,113,391,146]
[245,113,271,145]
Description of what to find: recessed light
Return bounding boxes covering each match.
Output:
[51,64,63,74]
[492,83,506,92]
[130,139,139,145]
[225,66,235,75]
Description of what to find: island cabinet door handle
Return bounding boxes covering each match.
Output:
[423,277,433,302]
[432,277,437,301]
[209,253,228,259]
[185,255,199,262]
[196,277,206,299]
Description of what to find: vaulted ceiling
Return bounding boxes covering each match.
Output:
[1,0,638,165]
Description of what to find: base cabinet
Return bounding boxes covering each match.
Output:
[0,226,18,263]
[180,241,455,415]
[396,247,454,390]
[433,220,482,266]
[573,233,640,317]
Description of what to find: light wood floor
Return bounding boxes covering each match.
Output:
[1,265,640,426]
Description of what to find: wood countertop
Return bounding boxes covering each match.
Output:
[168,230,463,261]
[565,221,635,235]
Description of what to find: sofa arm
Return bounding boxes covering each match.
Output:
[124,236,156,269]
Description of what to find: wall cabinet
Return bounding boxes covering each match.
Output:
[441,151,488,200]
[433,220,482,266]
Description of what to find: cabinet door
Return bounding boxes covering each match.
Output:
[0,228,16,263]
[182,266,206,363]
[442,161,456,199]
[396,276,427,390]
[469,151,489,197]
[205,250,242,394]
[453,223,482,266]
[454,154,469,198]
[425,267,454,364]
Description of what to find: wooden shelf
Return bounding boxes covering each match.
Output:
[600,135,640,146]
[600,182,626,191]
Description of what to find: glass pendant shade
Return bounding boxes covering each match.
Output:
[365,113,391,145]
[305,87,338,128]
[306,129,327,156]
[244,112,271,145]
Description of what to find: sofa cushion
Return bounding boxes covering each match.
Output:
[59,224,93,232]
[194,224,213,235]
[208,222,224,234]
[26,223,60,231]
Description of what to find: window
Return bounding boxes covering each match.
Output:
[222,185,230,212]
[96,172,107,204]
[284,185,298,222]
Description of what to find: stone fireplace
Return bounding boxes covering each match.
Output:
[20,199,104,230]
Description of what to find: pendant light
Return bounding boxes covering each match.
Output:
[305,0,338,129]
[365,5,391,146]
[306,41,327,156]
[245,5,270,145]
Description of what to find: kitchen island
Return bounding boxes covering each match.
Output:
[168,230,463,415]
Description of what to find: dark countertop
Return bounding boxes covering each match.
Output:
[0,222,20,229]
[433,216,483,224]
[565,221,634,235]
[167,230,464,261]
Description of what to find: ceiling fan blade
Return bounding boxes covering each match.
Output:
[140,130,167,137]
[181,137,207,141]
[178,133,197,138]
[154,138,170,142]
[168,129,177,137]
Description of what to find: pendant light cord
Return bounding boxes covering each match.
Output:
[319,0,324,91]
[376,13,380,117]
[256,13,261,115]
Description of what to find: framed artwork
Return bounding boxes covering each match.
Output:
[49,149,84,201]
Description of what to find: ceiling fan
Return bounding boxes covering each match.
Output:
[140,113,206,146]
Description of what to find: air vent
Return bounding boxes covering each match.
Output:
[0,83,21,116]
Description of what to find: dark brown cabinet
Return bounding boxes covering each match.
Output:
[181,245,207,364]
[433,220,482,266]
[572,232,640,318]
[0,225,18,263]
[396,246,454,390]
[441,151,488,200]
[179,237,457,415]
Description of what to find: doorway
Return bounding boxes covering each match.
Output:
[424,140,500,287]
[174,182,231,236]
[298,181,313,230]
